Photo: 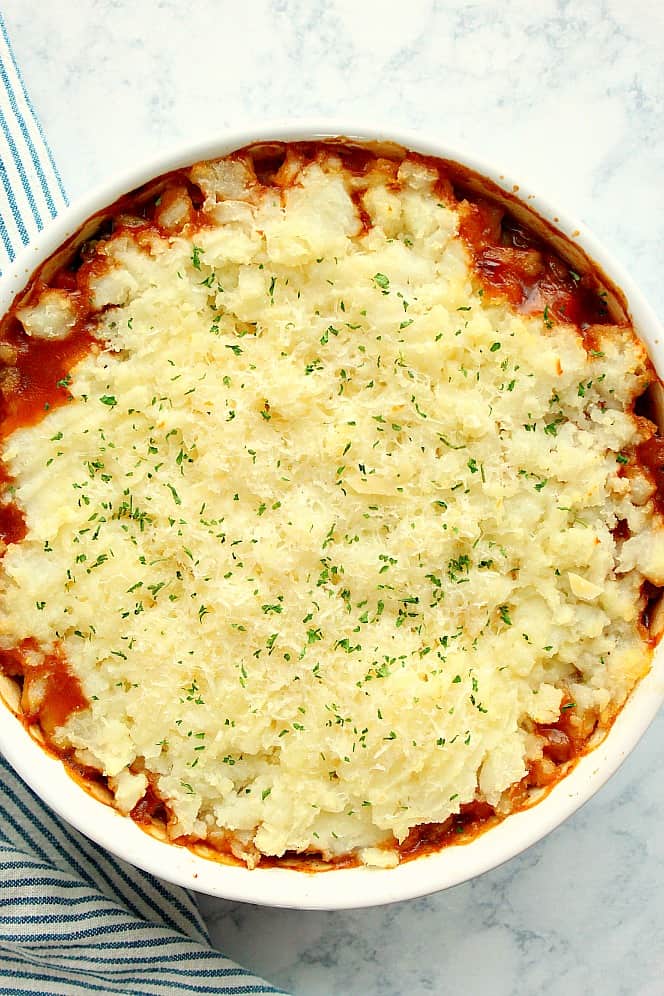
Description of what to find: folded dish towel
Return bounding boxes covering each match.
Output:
[0,16,287,996]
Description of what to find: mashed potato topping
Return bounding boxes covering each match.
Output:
[1,144,663,867]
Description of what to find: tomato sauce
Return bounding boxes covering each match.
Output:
[131,783,169,826]
[0,317,93,440]
[0,498,25,548]
[398,801,499,861]
[0,641,87,734]
[457,199,611,329]
[27,654,88,733]
[253,848,357,872]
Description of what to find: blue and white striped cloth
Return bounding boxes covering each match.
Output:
[0,13,67,269]
[0,14,287,995]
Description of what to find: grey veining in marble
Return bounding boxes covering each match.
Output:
[3,1,663,992]
[199,711,664,994]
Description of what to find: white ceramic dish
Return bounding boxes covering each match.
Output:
[1,122,662,910]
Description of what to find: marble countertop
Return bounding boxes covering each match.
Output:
[3,1,663,992]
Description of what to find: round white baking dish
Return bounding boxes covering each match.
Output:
[1,122,662,910]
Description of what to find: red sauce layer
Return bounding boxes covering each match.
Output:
[0,316,93,441]
[0,642,87,735]
[0,498,26,547]
[458,199,610,329]
[131,783,169,826]
[398,801,499,861]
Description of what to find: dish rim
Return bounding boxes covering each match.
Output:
[0,119,662,910]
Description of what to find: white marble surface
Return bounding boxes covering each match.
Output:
[3,1,664,992]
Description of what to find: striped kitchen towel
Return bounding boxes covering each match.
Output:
[0,13,67,271]
[0,14,287,996]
